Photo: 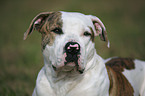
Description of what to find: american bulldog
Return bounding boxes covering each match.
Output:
[24,11,145,96]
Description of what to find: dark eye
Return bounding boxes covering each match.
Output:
[52,28,63,34]
[84,31,91,36]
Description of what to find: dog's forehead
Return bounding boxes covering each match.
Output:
[61,11,94,33]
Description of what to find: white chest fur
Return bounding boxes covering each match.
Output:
[33,55,110,96]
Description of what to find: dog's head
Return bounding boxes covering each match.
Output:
[24,11,109,74]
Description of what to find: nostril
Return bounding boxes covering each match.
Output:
[68,47,78,54]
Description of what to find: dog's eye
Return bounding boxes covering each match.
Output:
[84,31,91,36]
[52,28,63,34]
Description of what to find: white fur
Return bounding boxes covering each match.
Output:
[123,59,145,96]
[32,11,110,96]
[33,53,110,96]
[32,11,145,96]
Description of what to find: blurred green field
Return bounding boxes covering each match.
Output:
[0,0,145,95]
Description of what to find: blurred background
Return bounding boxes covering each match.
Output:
[0,0,145,95]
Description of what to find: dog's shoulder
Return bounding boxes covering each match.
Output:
[105,57,135,96]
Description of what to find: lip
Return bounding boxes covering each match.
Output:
[65,62,76,67]
[52,61,85,74]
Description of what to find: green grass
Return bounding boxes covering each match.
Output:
[0,0,145,95]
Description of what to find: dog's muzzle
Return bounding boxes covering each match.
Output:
[61,41,84,73]
[64,42,80,63]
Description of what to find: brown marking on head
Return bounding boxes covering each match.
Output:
[40,12,62,50]
[89,27,95,42]
[24,11,62,50]
[105,57,135,96]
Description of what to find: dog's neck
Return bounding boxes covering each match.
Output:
[43,53,110,96]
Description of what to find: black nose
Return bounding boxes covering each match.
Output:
[65,42,80,54]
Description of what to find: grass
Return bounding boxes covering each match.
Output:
[0,0,145,95]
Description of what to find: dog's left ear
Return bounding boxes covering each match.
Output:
[87,15,110,48]
[23,12,53,40]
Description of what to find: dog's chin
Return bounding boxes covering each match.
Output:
[52,62,84,74]
[61,62,76,71]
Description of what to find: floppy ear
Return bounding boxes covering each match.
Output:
[88,15,110,48]
[23,12,52,40]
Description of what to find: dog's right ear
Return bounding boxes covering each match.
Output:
[23,12,53,40]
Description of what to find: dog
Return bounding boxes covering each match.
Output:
[24,11,145,96]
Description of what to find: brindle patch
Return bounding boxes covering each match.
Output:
[105,57,135,96]
[40,12,62,50]
[89,27,95,42]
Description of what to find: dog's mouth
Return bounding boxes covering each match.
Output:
[64,53,84,73]
[64,42,84,73]
[65,52,80,65]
